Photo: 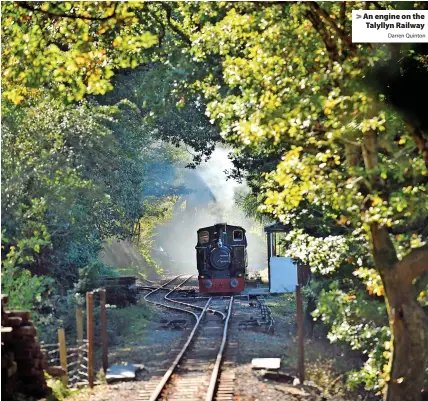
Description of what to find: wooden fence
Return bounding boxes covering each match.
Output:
[40,289,109,388]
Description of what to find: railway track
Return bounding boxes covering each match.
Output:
[137,276,235,401]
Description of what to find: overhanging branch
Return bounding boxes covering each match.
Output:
[308,2,354,48]
[160,3,192,45]
[16,2,118,21]
[396,244,428,286]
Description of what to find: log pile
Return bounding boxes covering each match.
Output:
[1,294,51,400]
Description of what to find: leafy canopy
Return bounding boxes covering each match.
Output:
[1,1,157,103]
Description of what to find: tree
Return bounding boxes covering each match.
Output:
[3,2,427,397]
[98,60,221,167]
[1,1,158,103]
[170,2,428,400]
[1,1,199,290]
[1,89,186,286]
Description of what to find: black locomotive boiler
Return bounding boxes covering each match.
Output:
[196,223,248,294]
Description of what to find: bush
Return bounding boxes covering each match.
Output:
[45,374,75,401]
[105,303,153,346]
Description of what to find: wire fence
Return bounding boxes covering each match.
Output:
[39,291,108,389]
[41,340,89,386]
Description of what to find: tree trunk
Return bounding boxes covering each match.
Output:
[359,124,428,401]
[370,224,427,401]
[383,270,426,401]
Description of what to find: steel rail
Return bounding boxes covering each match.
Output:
[165,275,226,320]
[144,274,225,319]
[205,296,234,401]
[147,296,213,401]
[256,296,274,332]
[143,275,190,305]
[143,275,235,401]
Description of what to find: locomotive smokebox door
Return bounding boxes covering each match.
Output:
[264,223,298,293]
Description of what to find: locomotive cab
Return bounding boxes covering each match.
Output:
[196,223,248,294]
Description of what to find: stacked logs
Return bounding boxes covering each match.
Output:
[1,294,51,400]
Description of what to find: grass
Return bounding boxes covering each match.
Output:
[92,301,154,371]
[265,293,297,326]
[264,293,367,399]
[106,301,153,345]
[285,336,363,397]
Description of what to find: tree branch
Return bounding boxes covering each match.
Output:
[16,2,118,21]
[148,12,166,47]
[305,7,339,60]
[160,3,192,45]
[308,2,354,48]
[339,2,347,28]
[408,125,428,170]
[395,244,428,285]
[370,223,399,272]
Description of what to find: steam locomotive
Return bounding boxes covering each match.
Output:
[196,223,248,294]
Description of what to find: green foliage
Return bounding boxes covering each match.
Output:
[45,373,75,400]
[1,2,158,103]
[72,260,119,303]
[99,61,221,167]
[3,93,107,283]
[278,229,351,275]
[2,79,187,344]
[268,293,297,316]
[313,283,390,392]
[1,2,195,349]
[132,195,179,275]
[96,369,107,385]
[163,2,428,393]
[178,2,427,254]
[1,88,185,284]
[106,303,153,345]
[1,233,54,311]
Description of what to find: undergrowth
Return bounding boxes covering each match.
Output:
[106,301,153,345]
[265,293,378,400]
[45,374,78,401]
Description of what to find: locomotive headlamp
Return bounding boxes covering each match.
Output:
[230,279,239,288]
[203,280,213,289]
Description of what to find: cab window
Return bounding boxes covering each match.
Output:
[199,231,209,244]
[233,230,243,241]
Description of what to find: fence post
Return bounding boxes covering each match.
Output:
[58,328,68,386]
[100,289,108,373]
[297,263,303,286]
[86,292,94,388]
[296,284,305,384]
[76,306,84,345]
[75,306,84,374]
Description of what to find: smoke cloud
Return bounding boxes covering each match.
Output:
[153,146,267,274]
